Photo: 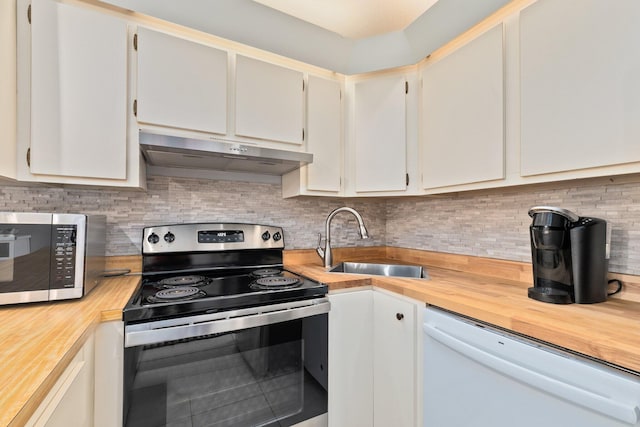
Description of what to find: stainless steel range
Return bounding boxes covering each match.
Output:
[123,223,329,427]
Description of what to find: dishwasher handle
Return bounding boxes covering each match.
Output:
[423,323,640,425]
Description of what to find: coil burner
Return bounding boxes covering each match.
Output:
[147,286,205,303]
[250,268,283,278]
[157,275,211,287]
[251,276,301,290]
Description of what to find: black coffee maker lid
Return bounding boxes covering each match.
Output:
[528,206,579,222]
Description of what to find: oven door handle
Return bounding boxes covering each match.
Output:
[125,298,330,348]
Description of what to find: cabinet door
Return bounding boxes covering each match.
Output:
[373,291,416,427]
[421,24,504,189]
[306,75,342,192]
[520,0,640,176]
[328,291,373,427]
[0,0,16,179]
[30,0,127,179]
[136,27,227,135]
[27,335,95,427]
[94,321,124,427]
[354,75,407,192]
[235,55,304,145]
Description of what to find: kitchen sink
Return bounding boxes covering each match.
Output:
[328,262,429,279]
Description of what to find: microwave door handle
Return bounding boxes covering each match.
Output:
[125,300,330,348]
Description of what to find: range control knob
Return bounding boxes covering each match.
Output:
[147,233,160,244]
[261,231,271,241]
[164,232,175,243]
[273,232,282,242]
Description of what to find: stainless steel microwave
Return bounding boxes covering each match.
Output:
[0,212,106,305]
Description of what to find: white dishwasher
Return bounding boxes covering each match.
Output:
[423,307,640,427]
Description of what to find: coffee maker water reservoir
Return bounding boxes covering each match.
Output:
[528,206,610,304]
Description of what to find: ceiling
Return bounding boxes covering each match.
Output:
[252,0,440,39]
[100,0,512,74]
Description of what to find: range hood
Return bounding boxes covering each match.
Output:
[139,132,313,176]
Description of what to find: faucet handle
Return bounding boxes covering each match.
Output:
[316,233,325,260]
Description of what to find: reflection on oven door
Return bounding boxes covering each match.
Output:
[124,320,327,427]
[236,326,305,421]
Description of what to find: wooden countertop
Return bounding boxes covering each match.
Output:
[286,251,640,375]
[3,248,640,426]
[0,273,140,427]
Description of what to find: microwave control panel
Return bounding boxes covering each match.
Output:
[50,225,77,289]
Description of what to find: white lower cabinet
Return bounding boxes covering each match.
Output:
[329,289,422,427]
[328,290,374,427]
[26,321,124,427]
[373,290,417,427]
[26,335,95,427]
[94,321,124,427]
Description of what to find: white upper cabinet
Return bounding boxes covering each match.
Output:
[29,0,128,180]
[235,55,304,145]
[353,74,407,193]
[421,24,505,190]
[136,27,228,135]
[283,74,342,197]
[306,76,342,192]
[520,0,640,176]
[0,0,17,180]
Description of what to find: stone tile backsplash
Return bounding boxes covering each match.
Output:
[0,176,386,256]
[386,177,640,275]
[1,174,640,275]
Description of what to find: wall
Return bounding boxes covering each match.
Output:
[1,174,639,275]
[0,176,386,255]
[386,175,640,276]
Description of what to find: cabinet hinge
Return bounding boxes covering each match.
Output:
[340,89,342,100]
[27,4,31,24]
[133,33,138,51]
[405,81,408,94]
[26,148,31,168]
[302,128,305,141]
[133,99,137,117]
[406,173,409,186]
[302,79,305,91]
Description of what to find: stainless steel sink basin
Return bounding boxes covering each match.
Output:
[328,262,429,279]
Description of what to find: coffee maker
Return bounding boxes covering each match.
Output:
[528,206,610,304]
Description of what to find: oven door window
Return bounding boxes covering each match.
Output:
[124,314,328,427]
[0,224,51,292]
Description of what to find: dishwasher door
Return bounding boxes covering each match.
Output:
[423,307,640,427]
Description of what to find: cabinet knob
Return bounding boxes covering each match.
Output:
[396,313,404,321]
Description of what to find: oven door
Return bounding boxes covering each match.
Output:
[124,298,330,427]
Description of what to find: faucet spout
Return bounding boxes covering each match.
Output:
[317,207,369,268]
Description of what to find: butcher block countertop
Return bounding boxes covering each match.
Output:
[2,248,640,426]
[0,263,140,427]
[286,247,640,375]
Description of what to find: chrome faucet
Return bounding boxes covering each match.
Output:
[316,207,369,268]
